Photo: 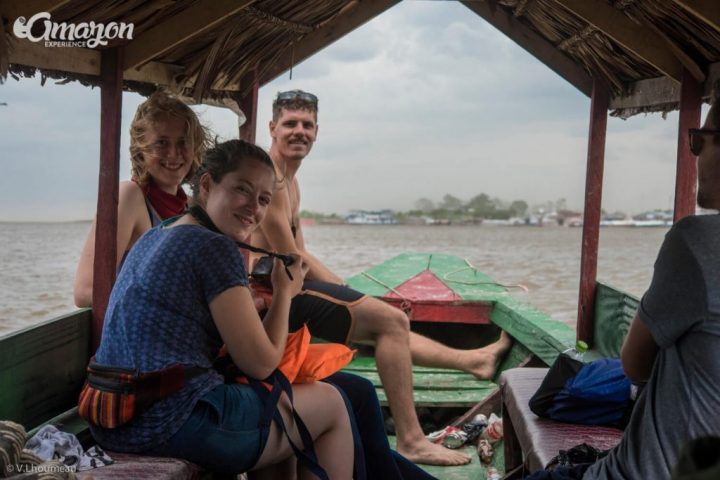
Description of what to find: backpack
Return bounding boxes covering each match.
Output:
[529,355,634,427]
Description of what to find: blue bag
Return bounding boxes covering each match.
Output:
[530,355,634,427]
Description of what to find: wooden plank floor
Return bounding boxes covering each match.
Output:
[387,436,505,479]
[343,357,498,407]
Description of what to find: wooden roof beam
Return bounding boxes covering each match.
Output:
[0,0,70,23]
[259,0,400,87]
[610,62,720,113]
[550,0,692,83]
[673,0,720,35]
[123,0,255,71]
[7,40,213,89]
[461,0,592,97]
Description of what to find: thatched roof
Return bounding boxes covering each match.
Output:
[1,0,719,117]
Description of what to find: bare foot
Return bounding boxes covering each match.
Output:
[465,331,514,380]
[397,438,471,466]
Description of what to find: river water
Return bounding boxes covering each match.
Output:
[0,222,668,337]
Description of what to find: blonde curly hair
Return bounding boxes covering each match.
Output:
[129,91,210,186]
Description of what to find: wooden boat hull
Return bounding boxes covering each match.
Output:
[0,253,639,479]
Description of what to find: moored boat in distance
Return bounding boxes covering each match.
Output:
[345,209,399,225]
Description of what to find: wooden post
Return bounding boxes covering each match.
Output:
[92,48,123,350]
[674,68,702,222]
[576,79,609,346]
[239,67,259,143]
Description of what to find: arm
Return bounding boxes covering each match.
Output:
[73,182,149,307]
[211,257,305,379]
[257,180,344,284]
[621,311,659,383]
[293,221,344,284]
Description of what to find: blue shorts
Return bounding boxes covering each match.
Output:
[147,384,269,474]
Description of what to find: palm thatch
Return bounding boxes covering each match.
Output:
[1,0,719,117]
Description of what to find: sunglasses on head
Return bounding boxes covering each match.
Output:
[689,128,720,156]
[276,90,318,105]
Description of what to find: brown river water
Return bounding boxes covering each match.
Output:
[0,222,668,337]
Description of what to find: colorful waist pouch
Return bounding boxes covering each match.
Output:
[78,358,205,429]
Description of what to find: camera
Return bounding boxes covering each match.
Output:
[250,254,295,287]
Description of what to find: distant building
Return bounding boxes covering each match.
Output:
[345,209,398,225]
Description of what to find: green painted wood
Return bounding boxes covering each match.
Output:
[388,436,504,479]
[345,253,431,296]
[374,387,497,407]
[346,356,468,374]
[345,357,498,407]
[348,370,495,391]
[493,340,533,382]
[594,281,638,358]
[490,298,576,366]
[427,254,507,298]
[0,310,92,429]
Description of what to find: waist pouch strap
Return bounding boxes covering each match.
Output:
[247,369,330,480]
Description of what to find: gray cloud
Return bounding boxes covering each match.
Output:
[0,1,687,221]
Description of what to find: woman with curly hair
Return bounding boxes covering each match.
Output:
[74,91,209,307]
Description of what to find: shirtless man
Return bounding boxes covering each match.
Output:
[252,90,512,466]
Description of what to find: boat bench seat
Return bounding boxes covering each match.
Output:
[75,451,204,479]
[500,367,623,474]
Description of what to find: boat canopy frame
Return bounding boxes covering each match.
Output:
[1,0,718,348]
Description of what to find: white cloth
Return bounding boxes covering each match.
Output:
[25,425,113,471]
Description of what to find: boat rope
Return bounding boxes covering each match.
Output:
[442,259,529,292]
[360,272,413,315]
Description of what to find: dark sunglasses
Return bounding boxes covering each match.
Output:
[276,90,318,105]
[688,128,720,156]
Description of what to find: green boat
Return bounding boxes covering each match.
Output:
[1,0,717,478]
[343,252,575,479]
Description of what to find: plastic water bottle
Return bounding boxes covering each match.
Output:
[485,467,501,480]
[479,413,503,444]
[563,340,588,361]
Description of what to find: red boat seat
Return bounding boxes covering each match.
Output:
[501,367,623,474]
[74,452,204,480]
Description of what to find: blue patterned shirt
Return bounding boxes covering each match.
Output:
[91,224,248,451]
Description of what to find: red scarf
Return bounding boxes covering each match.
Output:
[135,179,188,219]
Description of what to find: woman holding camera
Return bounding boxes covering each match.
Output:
[90,140,354,477]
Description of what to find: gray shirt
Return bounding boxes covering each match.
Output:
[585,215,720,480]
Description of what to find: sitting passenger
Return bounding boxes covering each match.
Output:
[527,91,720,480]
[74,91,208,307]
[89,140,354,477]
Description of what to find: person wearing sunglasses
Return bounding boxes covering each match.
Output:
[251,89,513,467]
[528,94,720,480]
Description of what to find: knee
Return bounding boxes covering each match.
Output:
[385,306,410,336]
[317,382,349,417]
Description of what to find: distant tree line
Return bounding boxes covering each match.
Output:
[405,194,530,221]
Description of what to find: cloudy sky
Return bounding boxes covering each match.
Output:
[0,1,693,222]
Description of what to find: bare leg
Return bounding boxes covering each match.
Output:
[410,330,513,379]
[252,382,353,479]
[350,298,470,466]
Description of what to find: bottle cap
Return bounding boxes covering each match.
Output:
[576,340,588,353]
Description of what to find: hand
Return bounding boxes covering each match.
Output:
[270,254,306,298]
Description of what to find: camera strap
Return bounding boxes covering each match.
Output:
[187,204,294,280]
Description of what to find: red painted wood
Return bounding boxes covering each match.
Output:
[381,298,492,324]
[674,69,702,222]
[92,48,123,350]
[381,270,489,323]
[577,79,609,346]
[239,68,259,143]
[384,270,462,302]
